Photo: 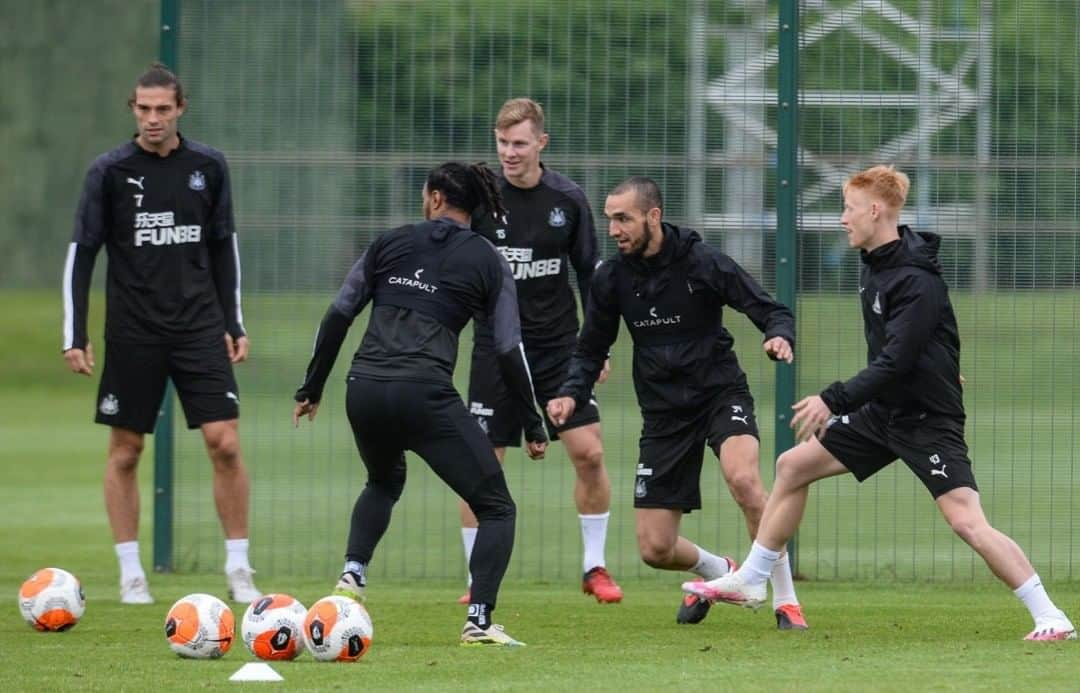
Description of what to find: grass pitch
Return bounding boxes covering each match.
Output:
[1,289,1078,690]
[3,577,1079,692]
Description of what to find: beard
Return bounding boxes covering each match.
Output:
[621,220,653,258]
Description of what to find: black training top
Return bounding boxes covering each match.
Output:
[819,226,964,420]
[560,223,795,415]
[471,166,599,351]
[63,135,243,349]
[295,217,547,443]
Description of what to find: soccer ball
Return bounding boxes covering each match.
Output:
[18,567,85,631]
[303,595,373,662]
[241,593,307,661]
[164,593,235,659]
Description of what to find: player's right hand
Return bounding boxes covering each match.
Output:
[596,358,612,385]
[763,336,794,364]
[226,334,250,364]
[546,396,576,427]
[63,344,94,376]
[790,394,831,443]
[292,399,320,427]
[523,416,548,460]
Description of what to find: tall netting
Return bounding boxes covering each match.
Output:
[168,0,1080,582]
[795,0,1079,580]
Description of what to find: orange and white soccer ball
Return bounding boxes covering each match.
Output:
[241,593,307,661]
[303,595,373,662]
[164,593,235,659]
[18,567,85,631]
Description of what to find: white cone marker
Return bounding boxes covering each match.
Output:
[229,662,284,682]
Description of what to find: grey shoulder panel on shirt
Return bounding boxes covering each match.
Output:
[183,137,229,166]
[539,167,590,205]
[88,141,141,175]
[332,248,374,318]
[490,248,523,355]
[73,142,140,248]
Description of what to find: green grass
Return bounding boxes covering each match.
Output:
[2,288,1079,690]
[3,579,1079,692]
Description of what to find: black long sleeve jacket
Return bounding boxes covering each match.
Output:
[560,223,795,415]
[295,217,547,443]
[820,226,964,420]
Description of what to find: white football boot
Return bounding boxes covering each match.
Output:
[120,575,155,605]
[460,622,526,647]
[226,567,262,604]
[681,571,767,610]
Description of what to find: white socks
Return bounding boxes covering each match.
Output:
[691,545,732,580]
[742,541,780,584]
[461,527,478,586]
[1014,574,1068,626]
[580,512,610,572]
[115,541,145,584]
[224,538,252,574]
[770,552,799,609]
[466,513,611,579]
[120,539,254,582]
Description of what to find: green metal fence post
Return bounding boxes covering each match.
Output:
[152,0,180,574]
[775,0,799,574]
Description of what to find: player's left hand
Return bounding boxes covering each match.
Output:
[525,440,548,460]
[546,397,577,427]
[596,358,612,385]
[791,395,832,443]
[763,337,793,363]
[293,399,320,427]
[226,334,250,364]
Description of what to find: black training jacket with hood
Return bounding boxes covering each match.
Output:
[819,225,964,420]
[559,222,794,415]
[295,217,547,444]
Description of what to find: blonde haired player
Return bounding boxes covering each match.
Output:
[684,165,1076,641]
[459,98,623,604]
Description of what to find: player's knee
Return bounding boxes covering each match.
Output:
[471,496,516,523]
[467,474,516,523]
[945,513,984,546]
[208,437,241,469]
[108,442,143,474]
[572,446,606,478]
[636,534,674,567]
[108,442,141,470]
[368,467,407,502]
[203,424,241,463]
[639,545,674,568]
[724,470,763,507]
[774,449,805,487]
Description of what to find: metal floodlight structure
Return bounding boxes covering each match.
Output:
[689,0,991,287]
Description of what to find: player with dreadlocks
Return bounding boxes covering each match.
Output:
[294,161,547,647]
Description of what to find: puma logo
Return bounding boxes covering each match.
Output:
[126,176,145,190]
[930,465,948,479]
[731,415,748,425]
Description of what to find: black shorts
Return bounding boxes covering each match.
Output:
[95,336,239,434]
[634,388,759,512]
[819,402,978,498]
[345,377,507,502]
[467,343,600,447]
